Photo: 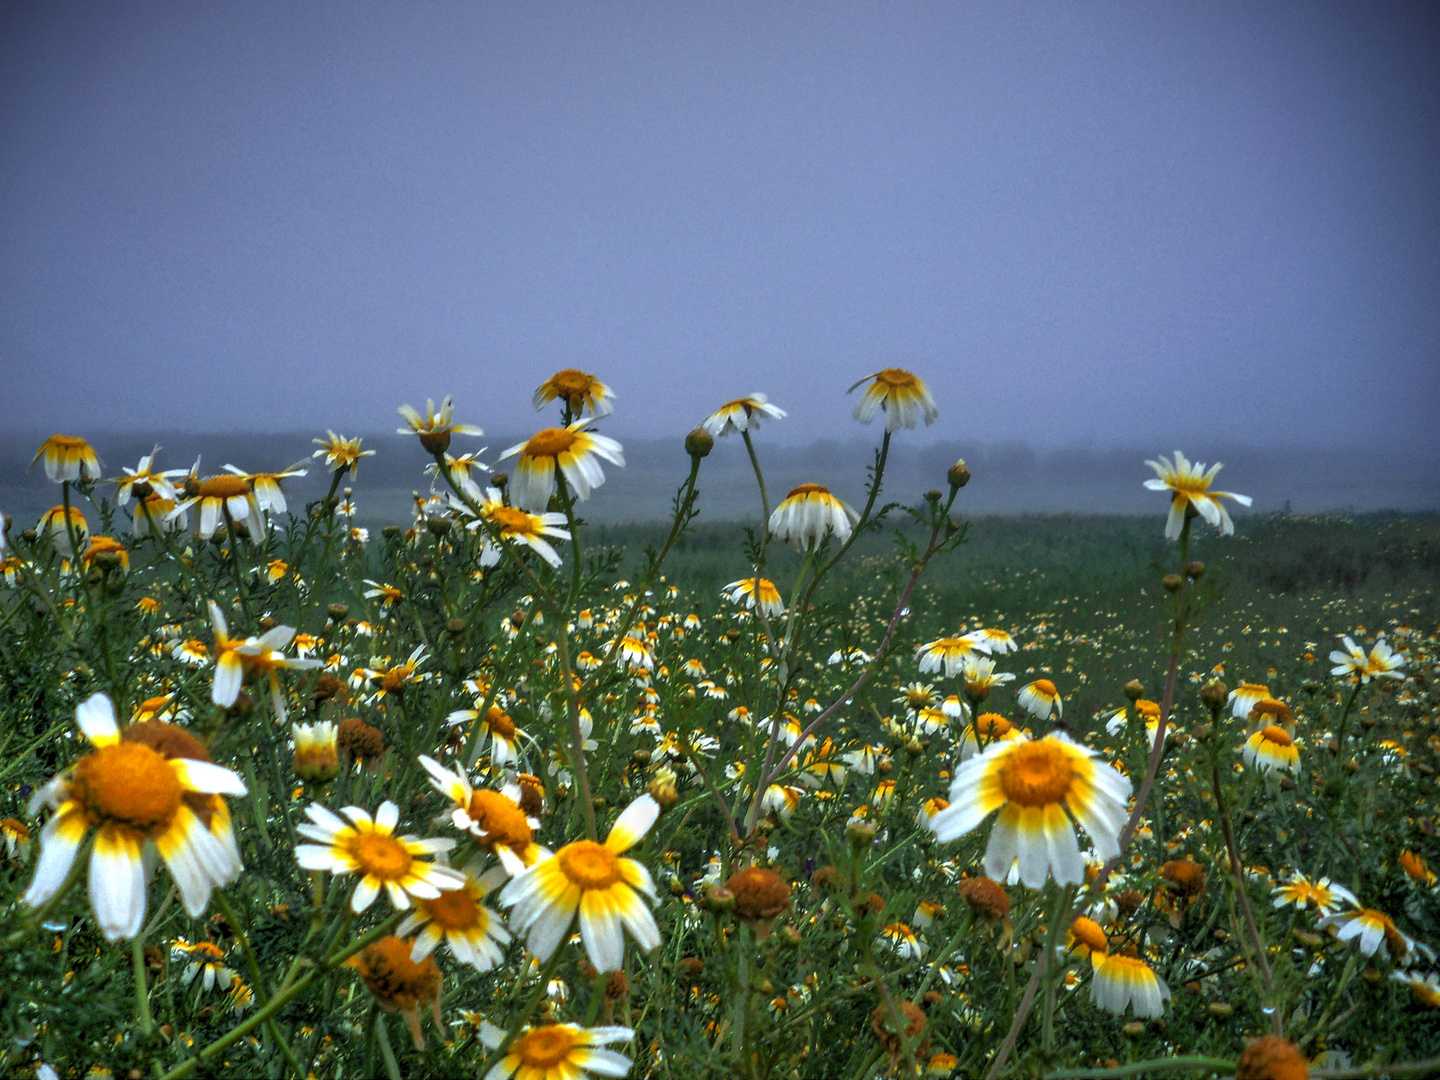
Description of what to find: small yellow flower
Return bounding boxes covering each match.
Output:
[701,393,786,437]
[500,420,625,513]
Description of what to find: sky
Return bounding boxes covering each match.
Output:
[2,2,1437,452]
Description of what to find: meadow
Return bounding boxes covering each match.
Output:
[0,376,1437,1080]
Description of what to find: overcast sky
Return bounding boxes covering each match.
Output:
[2,2,1437,450]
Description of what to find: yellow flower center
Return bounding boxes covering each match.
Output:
[1260,725,1293,747]
[785,483,830,499]
[557,840,623,889]
[546,369,597,400]
[1136,699,1161,719]
[467,790,532,849]
[873,367,920,389]
[47,434,91,451]
[487,505,536,535]
[975,714,1014,737]
[1031,679,1057,698]
[513,1025,581,1068]
[484,706,517,741]
[997,741,1074,807]
[351,832,413,880]
[71,743,182,829]
[1070,916,1108,953]
[421,887,481,931]
[199,476,252,499]
[524,428,578,458]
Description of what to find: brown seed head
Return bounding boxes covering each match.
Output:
[1234,1035,1309,1080]
[337,717,386,762]
[956,876,1010,927]
[727,867,792,925]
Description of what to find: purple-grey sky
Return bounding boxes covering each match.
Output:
[2,2,1437,449]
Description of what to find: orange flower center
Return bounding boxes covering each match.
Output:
[484,706,517,741]
[421,887,481,931]
[71,743,182,829]
[487,505,536,535]
[1136,699,1161,719]
[1031,679,1057,697]
[350,832,412,880]
[467,790,532,849]
[513,1025,581,1068]
[1070,916,1108,953]
[997,741,1074,807]
[975,714,1014,737]
[1252,699,1293,723]
[547,369,596,399]
[873,367,920,389]
[1260,725,1293,747]
[785,483,830,499]
[198,476,252,499]
[557,840,622,889]
[524,428,578,458]
[48,434,91,451]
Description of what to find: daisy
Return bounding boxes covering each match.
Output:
[1271,872,1357,915]
[38,505,88,559]
[33,434,102,484]
[1330,635,1405,683]
[968,628,1018,655]
[480,1021,634,1080]
[398,397,484,455]
[769,484,859,551]
[23,693,247,940]
[363,580,404,609]
[930,734,1132,889]
[112,447,185,504]
[761,784,804,820]
[915,637,976,678]
[1242,725,1300,774]
[1068,916,1109,963]
[295,801,465,912]
[208,603,321,723]
[170,475,261,540]
[348,935,444,1050]
[133,494,185,536]
[879,922,924,959]
[722,576,785,618]
[941,694,969,721]
[176,940,235,992]
[1227,682,1272,720]
[224,462,307,516]
[533,368,615,418]
[1090,953,1170,1018]
[959,714,1022,761]
[1017,679,1062,721]
[397,861,512,972]
[465,488,571,568]
[81,536,129,575]
[499,795,661,972]
[500,420,625,513]
[615,636,655,671]
[312,431,374,477]
[1143,451,1252,540]
[1320,906,1427,964]
[701,393,787,437]
[418,756,544,875]
[447,705,527,769]
[915,797,949,828]
[1393,971,1440,1008]
[961,655,1015,700]
[1105,701,1165,750]
[847,369,939,431]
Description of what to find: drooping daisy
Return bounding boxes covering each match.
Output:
[959,714,1023,761]
[295,801,465,912]
[24,694,247,940]
[768,484,859,551]
[500,420,625,513]
[208,603,321,722]
[1320,905,1428,964]
[847,369,939,431]
[170,474,262,540]
[448,705,528,769]
[1143,451,1252,540]
[1393,970,1440,1008]
[33,434,102,484]
[133,494,185,536]
[1242,725,1300,774]
[1105,700,1166,749]
[615,636,655,671]
[428,451,491,500]
[466,488,571,568]
[1330,635,1405,683]
[38,504,88,558]
[176,940,236,992]
[1271,872,1357,915]
[81,536,130,575]
[499,795,661,972]
[879,921,924,959]
[1017,679,1062,720]
[1090,953,1170,1018]
[418,756,544,875]
[701,393,787,437]
[930,734,1132,889]
[761,784,805,820]
[112,447,186,504]
[1227,682,1272,720]
[967,628,1018,655]
[397,397,484,455]
[533,368,616,419]
[312,431,375,477]
[397,861,512,972]
[480,1021,634,1080]
[722,576,785,618]
[1068,916,1109,963]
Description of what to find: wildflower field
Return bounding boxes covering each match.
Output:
[1,371,1437,1080]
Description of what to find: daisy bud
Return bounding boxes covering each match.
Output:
[1207,1002,1233,1018]
[1162,573,1183,592]
[492,471,508,490]
[1122,1021,1146,1037]
[382,525,402,540]
[925,489,943,503]
[685,428,714,458]
[1123,679,1145,701]
[1192,723,1211,742]
[1185,561,1205,579]
[646,775,679,812]
[847,820,877,850]
[947,460,971,489]
[1200,679,1229,711]
[702,884,735,914]
[446,618,466,635]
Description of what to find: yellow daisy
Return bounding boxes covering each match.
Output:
[533,368,615,418]
[80,536,129,576]
[38,504,88,559]
[480,1021,634,1080]
[499,795,661,972]
[170,474,261,540]
[1143,451,1251,539]
[1271,871,1356,915]
[295,800,465,912]
[397,861,512,972]
[447,705,528,769]
[24,693,247,940]
[959,713,1023,761]
[112,447,186,504]
[33,434,102,484]
[1227,682,1272,720]
[701,392,787,437]
[768,484,859,551]
[397,397,484,455]
[500,420,625,513]
[208,602,321,722]
[930,734,1131,888]
[847,369,939,431]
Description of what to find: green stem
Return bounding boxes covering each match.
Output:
[131,933,154,1037]
[1046,1057,1236,1079]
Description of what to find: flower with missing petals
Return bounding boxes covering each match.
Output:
[208,602,321,723]
[533,369,615,418]
[418,756,543,875]
[465,487,571,568]
[112,447,186,504]
[398,397,484,455]
[702,393,787,437]
[847,369,939,431]
[312,431,375,476]
[170,475,261,540]
[1143,451,1251,540]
